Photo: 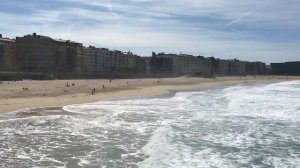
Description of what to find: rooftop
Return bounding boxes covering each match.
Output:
[0,37,15,42]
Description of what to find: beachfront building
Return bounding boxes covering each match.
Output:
[196,56,211,76]
[210,58,231,76]
[0,34,16,72]
[123,51,139,73]
[228,59,266,76]
[217,59,230,76]
[16,33,83,74]
[82,47,145,74]
[57,39,83,73]
[245,61,266,75]
[83,46,96,73]
[94,48,105,73]
[144,57,151,74]
[175,54,201,75]
[256,62,266,75]
[150,53,173,74]
[151,52,212,76]
[271,61,300,76]
[108,50,126,72]
[228,59,247,76]
[236,61,247,76]
[136,56,147,73]
[2,32,268,76]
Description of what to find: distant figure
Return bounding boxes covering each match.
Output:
[109,79,112,83]
[66,82,70,87]
[93,88,96,93]
[72,83,75,86]
[103,85,105,90]
[91,90,94,95]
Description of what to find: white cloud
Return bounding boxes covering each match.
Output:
[0,0,299,63]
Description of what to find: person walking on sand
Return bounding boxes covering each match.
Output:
[103,84,105,90]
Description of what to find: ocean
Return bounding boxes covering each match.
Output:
[0,81,299,168]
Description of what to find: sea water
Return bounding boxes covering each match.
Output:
[0,81,299,168]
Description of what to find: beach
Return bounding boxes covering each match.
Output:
[0,76,299,114]
[1,79,300,167]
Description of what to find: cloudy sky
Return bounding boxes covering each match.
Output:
[1,0,299,63]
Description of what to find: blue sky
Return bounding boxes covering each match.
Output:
[1,0,300,63]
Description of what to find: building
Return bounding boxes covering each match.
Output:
[4,32,269,76]
[151,52,211,75]
[95,48,112,73]
[228,59,247,76]
[124,51,138,73]
[83,46,96,73]
[246,62,266,75]
[271,61,300,76]
[236,61,247,76]
[144,57,151,74]
[196,56,211,76]
[174,54,200,75]
[256,62,266,75]
[0,34,16,71]
[16,33,83,73]
[136,56,146,73]
[108,50,126,72]
[217,59,230,76]
[94,48,105,73]
[150,53,173,74]
[210,58,231,76]
[82,46,144,74]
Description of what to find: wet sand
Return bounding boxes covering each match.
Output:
[0,76,298,114]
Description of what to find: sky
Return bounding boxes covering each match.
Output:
[0,0,300,64]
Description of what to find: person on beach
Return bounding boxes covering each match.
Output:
[103,85,105,90]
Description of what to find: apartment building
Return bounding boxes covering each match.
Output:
[271,61,300,75]
[83,46,96,73]
[151,53,212,75]
[16,33,83,73]
[0,34,16,71]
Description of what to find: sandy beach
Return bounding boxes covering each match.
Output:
[0,76,299,114]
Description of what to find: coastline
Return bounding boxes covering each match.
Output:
[0,76,299,114]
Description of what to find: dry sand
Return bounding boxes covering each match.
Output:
[0,76,299,114]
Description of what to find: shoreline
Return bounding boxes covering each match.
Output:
[0,76,299,114]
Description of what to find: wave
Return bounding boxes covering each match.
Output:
[1,80,299,167]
